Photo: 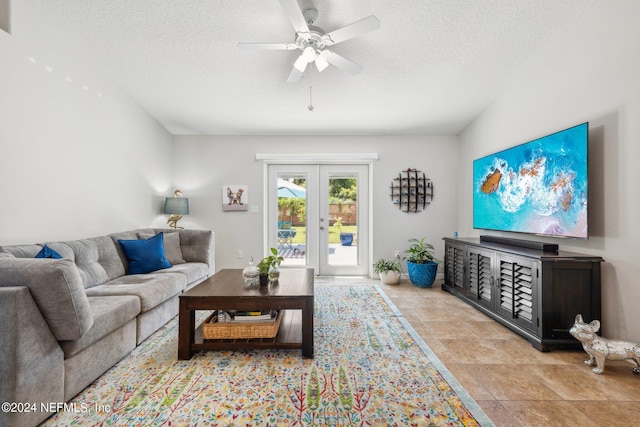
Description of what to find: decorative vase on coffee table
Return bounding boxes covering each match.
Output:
[268,265,280,283]
[242,258,260,285]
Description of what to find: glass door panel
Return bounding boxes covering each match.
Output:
[319,165,369,276]
[268,165,318,270]
[277,173,307,267]
[268,164,368,276]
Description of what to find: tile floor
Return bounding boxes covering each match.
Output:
[320,276,640,427]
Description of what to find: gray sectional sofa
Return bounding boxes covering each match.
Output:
[0,228,214,427]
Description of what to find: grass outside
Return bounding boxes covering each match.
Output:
[290,226,357,244]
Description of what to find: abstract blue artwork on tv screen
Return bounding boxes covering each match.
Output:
[473,123,588,239]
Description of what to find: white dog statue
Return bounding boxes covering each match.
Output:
[569,314,640,375]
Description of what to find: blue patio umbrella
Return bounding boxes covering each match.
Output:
[277,178,306,198]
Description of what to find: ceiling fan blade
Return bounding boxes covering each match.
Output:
[237,43,297,50]
[325,51,363,75]
[279,0,309,34]
[323,15,380,46]
[287,64,305,83]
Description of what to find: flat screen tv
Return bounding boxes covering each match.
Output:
[473,122,588,239]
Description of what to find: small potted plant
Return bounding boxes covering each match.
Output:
[405,237,440,288]
[334,217,354,246]
[258,247,284,286]
[373,258,402,285]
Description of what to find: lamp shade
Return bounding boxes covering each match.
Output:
[163,197,189,215]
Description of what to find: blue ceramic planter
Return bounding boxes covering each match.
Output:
[340,233,354,246]
[407,261,437,288]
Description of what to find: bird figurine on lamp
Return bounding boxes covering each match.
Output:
[163,190,189,229]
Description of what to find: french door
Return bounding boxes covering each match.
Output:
[267,164,369,276]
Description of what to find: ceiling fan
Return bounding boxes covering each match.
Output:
[238,0,380,83]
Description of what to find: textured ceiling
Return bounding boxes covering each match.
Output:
[35,0,595,135]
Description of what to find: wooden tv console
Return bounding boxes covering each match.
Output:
[442,237,603,351]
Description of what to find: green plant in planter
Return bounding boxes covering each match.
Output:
[405,238,439,264]
[405,238,440,288]
[257,247,284,275]
[374,257,403,285]
[333,216,354,246]
[333,217,343,233]
[373,258,401,273]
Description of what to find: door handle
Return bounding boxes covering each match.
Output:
[320,226,325,230]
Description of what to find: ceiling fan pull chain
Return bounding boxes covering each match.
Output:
[308,85,314,111]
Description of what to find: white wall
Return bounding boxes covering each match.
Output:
[172,135,458,273]
[0,1,173,244]
[458,0,640,340]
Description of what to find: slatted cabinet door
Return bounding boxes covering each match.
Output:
[467,247,494,310]
[444,241,465,293]
[495,254,538,333]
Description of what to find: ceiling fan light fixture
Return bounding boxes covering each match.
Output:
[293,54,308,72]
[302,46,316,62]
[315,51,330,72]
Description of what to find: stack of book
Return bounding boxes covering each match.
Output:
[216,309,278,323]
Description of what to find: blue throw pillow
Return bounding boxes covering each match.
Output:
[118,232,172,275]
[35,245,62,259]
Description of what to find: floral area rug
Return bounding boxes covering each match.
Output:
[43,284,493,426]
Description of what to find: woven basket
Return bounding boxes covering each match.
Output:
[203,310,282,340]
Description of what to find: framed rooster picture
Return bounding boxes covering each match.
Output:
[222,185,249,211]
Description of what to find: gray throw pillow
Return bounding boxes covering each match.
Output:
[138,232,186,265]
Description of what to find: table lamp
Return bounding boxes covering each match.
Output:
[163,190,189,229]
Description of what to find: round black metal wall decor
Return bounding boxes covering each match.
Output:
[389,168,433,213]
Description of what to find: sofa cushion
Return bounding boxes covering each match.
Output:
[139,231,186,265]
[0,286,65,427]
[59,295,140,358]
[46,237,125,289]
[118,233,172,274]
[85,272,186,312]
[35,245,62,259]
[0,244,43,258]
[0,258,93,340]
[157,229,214,266]
[109,229,155,269]
[152,262,209,286]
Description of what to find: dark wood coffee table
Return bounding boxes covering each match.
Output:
[178,268,314,359]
